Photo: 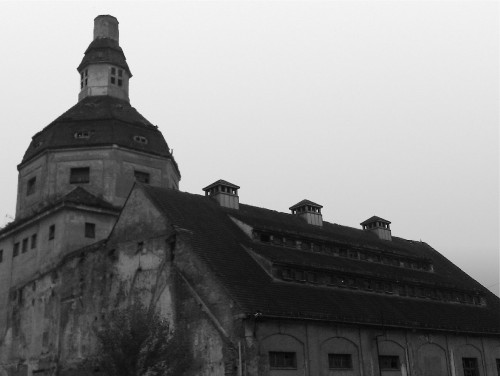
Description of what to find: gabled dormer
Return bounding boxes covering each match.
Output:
[361,216,391,241]
[203,179,240,209]
[77,15,132,102]
[290,199,323,226]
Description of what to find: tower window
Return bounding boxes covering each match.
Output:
[31,234,37,249]
[49,225,55,240]
[13,243,19,257]
[22,238,28,253]
[134,170,150,184]
[110,67,123,87]
[329,354,352,369]
[0,250,3,263]
[27,177,36,196]
[74,130,92,139]
[85,223,96,238]
[70,167,90,184]
[269,352,297,369]
[80,69,88,89]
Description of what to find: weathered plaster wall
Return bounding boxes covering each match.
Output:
[17,147,179,219]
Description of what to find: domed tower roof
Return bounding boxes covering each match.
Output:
[20,95,179,175]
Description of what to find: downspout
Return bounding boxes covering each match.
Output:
[238,341,243,376]
[375,333,384,376]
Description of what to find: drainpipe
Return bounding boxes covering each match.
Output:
[374,332,385,376]
[238,341,243,376]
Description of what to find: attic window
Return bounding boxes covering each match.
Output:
[134,170,150,184]
[133,135,148,144]
[80,69,88,89]
[110,67,123,87]
[74,131,92,139]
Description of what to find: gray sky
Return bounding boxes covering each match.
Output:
[0,1,498,296]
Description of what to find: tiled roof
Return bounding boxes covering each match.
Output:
[21,96,180,176]
[77,37,132,76]
[142,186,500,334]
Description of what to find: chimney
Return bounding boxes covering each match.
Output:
[360,216,392,241]
[93,15,119,42]
[290,200,323,226]
[203,180,240,209]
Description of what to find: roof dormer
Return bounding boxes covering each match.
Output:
[77,15,131,102]
[290,199,323,226]
[203,179,240,209]
[361,216,392,241]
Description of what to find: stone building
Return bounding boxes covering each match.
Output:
[0,15,499,376]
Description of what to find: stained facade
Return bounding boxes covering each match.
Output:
[0,15,499,376]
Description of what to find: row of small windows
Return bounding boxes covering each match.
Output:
[80,69,88,89]
[206,186,238,196]
[269,352,400,371]
[26,168,151,196]
[277,267,483,305]
[256,231,432,272]
[3,223,96,262]
[291,205,321,215]
[110,67,123,87]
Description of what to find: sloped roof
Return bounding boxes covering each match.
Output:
[289,199,323,210]
[360,215,391,225]
[203,179,240,191]
[77,37,132,76]
[142,186,500,334]
[21,96,179,176]
[0,187,119,237]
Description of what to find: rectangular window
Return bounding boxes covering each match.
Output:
[269,352,297,369]
[31,234,37,249]
[329,354,352,369]
[496,359,500,376]
[70,167,90,184]
[85,222,96,238]
[22,238,28,253]
[13,242,19,257]
[379,356,400,370]
[0,249,3,263]
[134,170,150,184]
[49,225,55,240]
[27,177,36,196]
[462,358,479,376]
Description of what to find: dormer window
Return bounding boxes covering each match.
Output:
[74,130,92,139]
[133,135,148,144]
[80,69,88,89]
[110,67,123,87]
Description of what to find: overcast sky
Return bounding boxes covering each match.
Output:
[0,1,498,296]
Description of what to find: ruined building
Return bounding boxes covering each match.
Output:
[0,15,499,376]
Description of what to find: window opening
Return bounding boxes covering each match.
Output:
[27,177,36,196]
[22,238,28,253]
[110,67,123,87]
[379,356,400,370]
[74,130,92,139]
[133,135,148,144]
[329,354,352,369]
[31,234,37,249]
[134,170,150,184]
[85,223,96,239]
[49,225,55,240]
[0,249,3,263]
[70,167,90,184]
[269,352,297,369]
[496,359,500,376]
[462,358,479,376]
[13,242,19,257]
[80,69,88,89]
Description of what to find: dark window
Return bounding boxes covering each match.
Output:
[27,177,36,196]
[379,356,400,370]
[31,234,37,249]
[269,352,297,369]
[260,233,271,243]
[13,243,19,257]
[49,225,55,240]
[496,359,500,376]
[0,249,3,263]
[329,354,352,369]
[22,238,28,253]
[85,223,96,239]
[133,135,148,144]
[134,170,150,184]
[462,358,479,376]
[70,167,90,184]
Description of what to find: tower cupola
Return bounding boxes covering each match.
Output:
[360,216,392,241]
[77,15,132,102]
[290,199,323,226]
[203,180,240,209]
